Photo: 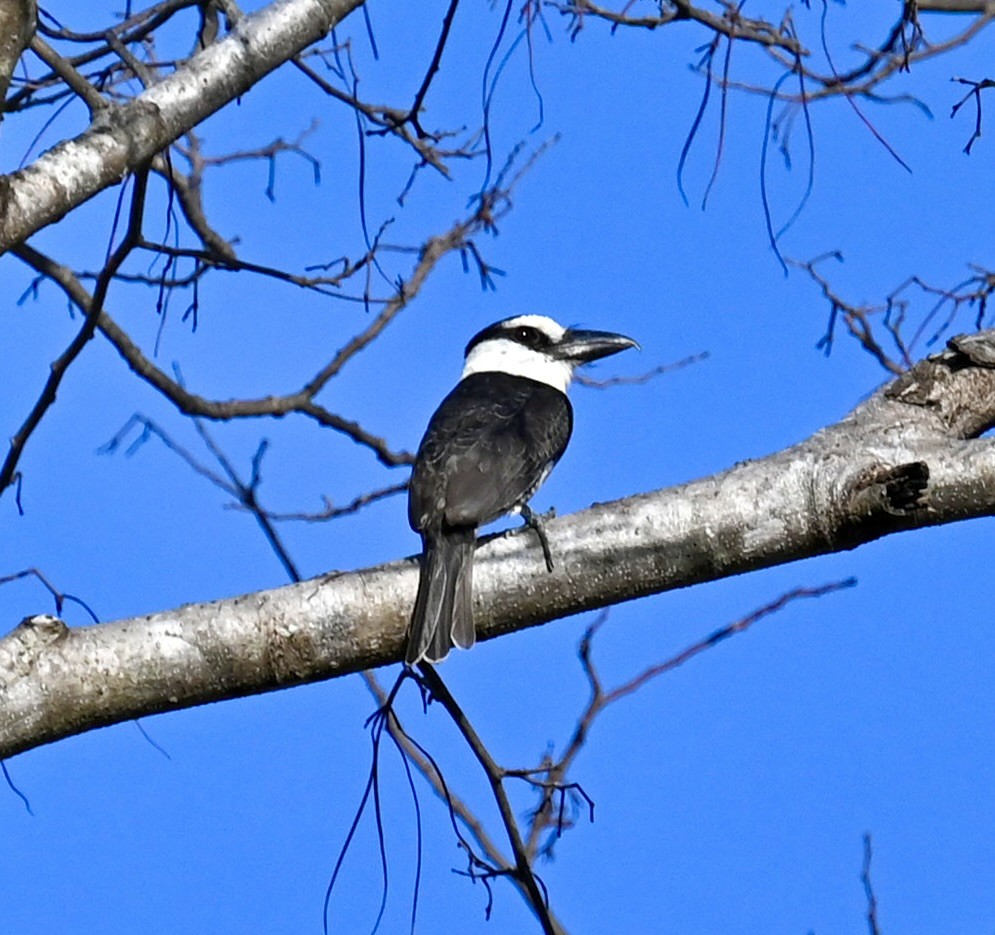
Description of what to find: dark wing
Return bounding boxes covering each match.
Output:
[409,372,573,532]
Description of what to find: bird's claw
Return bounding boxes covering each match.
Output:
[520,504,555,573]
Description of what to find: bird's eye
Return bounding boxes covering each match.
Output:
[513,326,548,349]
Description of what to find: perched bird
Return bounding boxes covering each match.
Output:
[406,314,638,665]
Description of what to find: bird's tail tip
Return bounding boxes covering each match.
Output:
[406,529,476,664]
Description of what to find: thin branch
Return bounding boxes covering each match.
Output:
[0,167,149,502]
[147,415,548,929]
[36,0,199,45]
[862,833,882,935]
[13,141,533,458]
[28,35,106,116]
[551,0,805,55]
[291,54,465,176]
[951,76,995,153]
[108,406,540,926]
[576,352,708,388]
[0,568,99,623]
[605,579,856,707]
[816,0,912,174]
[0,0,367,252]
[231,482,408,522]
[793,253,995,369]
[12,243,411,465]
[789,253,908,374]
[405,0,462,136]
[523,578,856,857]
[172,121,321,203]
[418,663,563,935]
[360,671,511,859]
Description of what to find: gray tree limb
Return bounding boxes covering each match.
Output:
[0,0,362,254]
[0,0,35,116]
[4,332,995,759]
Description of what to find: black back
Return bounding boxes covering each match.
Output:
[409,372,572,533]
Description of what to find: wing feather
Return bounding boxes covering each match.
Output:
[409,373,572,532]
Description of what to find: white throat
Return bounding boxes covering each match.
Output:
[461,338,574,394]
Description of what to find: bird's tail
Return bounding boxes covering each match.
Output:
[406,528,476,665]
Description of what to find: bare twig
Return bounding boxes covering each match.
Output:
[28,35,105,116]
[792,253,995,369]
[552,0,805,55]
[790,254,908,374]
[1,168,150,503]
[172,121,321,203]
[951,76,995,153]
[418,663,564,935]
[231,482,408,522]
[113,413,545,928]
[862,833,882,935]
[0,567,99,623]
[522,578,856,858]
[577,352,708,388]
[405,0,462,136]
[13,137,536,467]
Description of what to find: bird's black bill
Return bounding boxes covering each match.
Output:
[554,328,639,363]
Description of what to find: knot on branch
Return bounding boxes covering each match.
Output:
[885,330,995,437]
[845,462,930,518]
[824,461,930,551]
[0,613,69,686]
[947,332,995,369]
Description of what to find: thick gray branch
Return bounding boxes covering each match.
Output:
[5,332,995,759]
[0,0,362,253]
[0,0,35,114]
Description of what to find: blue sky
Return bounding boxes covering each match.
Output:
[3,2,995,932]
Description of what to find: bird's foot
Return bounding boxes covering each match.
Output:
[520,504,555,573]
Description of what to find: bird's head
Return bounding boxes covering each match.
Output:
[461,315,638,393]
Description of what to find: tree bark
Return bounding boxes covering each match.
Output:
[0,0,362,254]
[0,0,35,116]
[3,331,995,759]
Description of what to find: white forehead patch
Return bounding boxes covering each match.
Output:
[461,337,574,394]
[500,314,567,342]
